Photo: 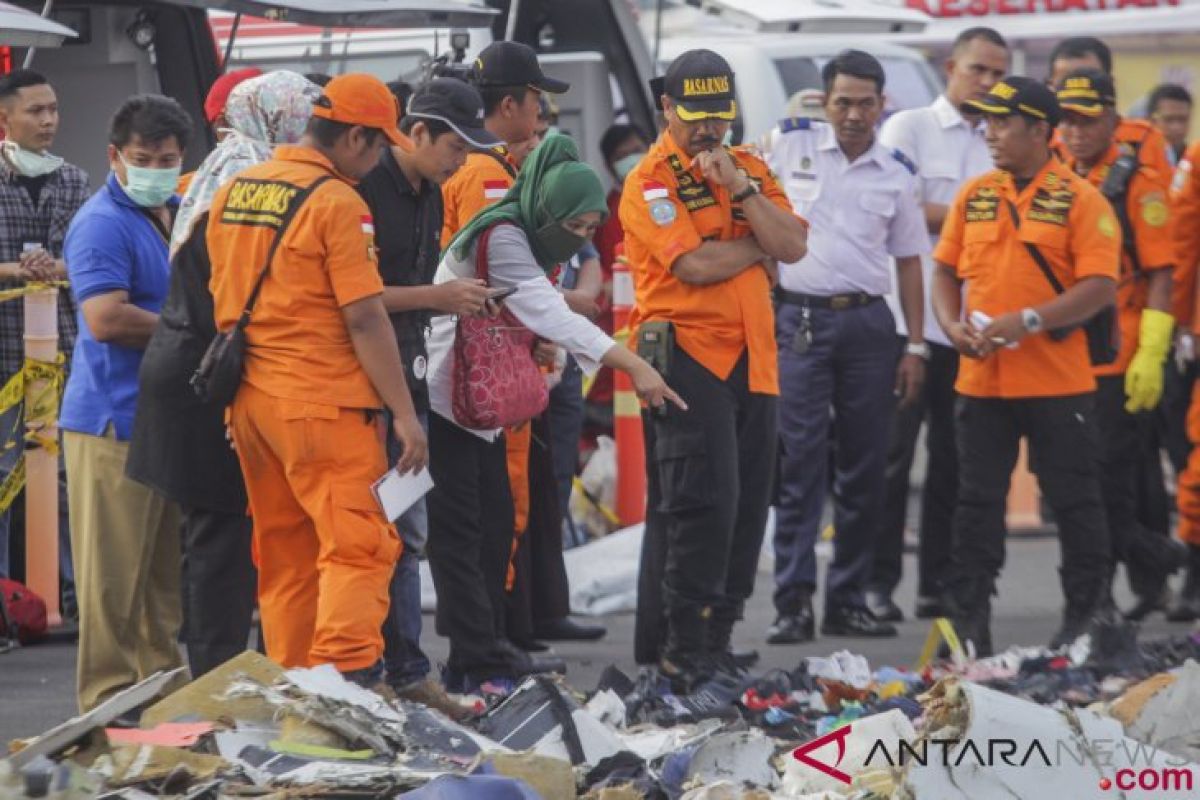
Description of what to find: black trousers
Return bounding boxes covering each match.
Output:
[653,347,776,657]
[634,411,668,664]
[505,415,571,643]
[180,506,256,678]
[426,413,517,675]
[951,395,1111,608]
[1095,375,1156,567]
[870,340,959,599]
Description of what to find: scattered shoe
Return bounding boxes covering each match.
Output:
[395,677,478,721]
[866,591,905,623]
[533,617,606,641]
[821,605,897,638]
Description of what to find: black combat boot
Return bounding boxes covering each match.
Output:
[660,605,713,695]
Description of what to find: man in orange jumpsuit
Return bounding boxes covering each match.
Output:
[1047,37,1173,181]
[208,74,427,684]
[1055,70,1183,621]
[440,41,567,247]
[1169,135,1200,621]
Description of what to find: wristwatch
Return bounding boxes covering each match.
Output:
[731,180,759,203]
[905,341,931,360]
[1021,307,1044,333]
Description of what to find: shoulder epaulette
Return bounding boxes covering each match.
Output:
[778,116,812,134]
[891,148,917,175]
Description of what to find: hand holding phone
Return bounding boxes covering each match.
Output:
[488,286,519,302]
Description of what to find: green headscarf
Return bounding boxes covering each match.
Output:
[448,135,609,272]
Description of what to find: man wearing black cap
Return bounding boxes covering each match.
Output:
[621,49,808,692]
[440,40,569,247]
[357,78,500,717]
[1055,69,1183,622]
[931,76,1119,655]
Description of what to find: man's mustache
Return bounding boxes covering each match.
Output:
[692,136,720,148]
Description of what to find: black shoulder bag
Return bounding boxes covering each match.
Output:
[191,176,331,405]
[1004,199,1119,366]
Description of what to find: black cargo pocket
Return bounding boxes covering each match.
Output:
[655,430,713,513]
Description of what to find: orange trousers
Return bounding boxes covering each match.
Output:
[230,382,401,671]
[504,423,533,590]
[1178,380,1200,546]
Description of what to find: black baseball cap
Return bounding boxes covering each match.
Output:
[403,78,499,149]
[472,41,569,94]
[659,49,737,122]
[963,76,1061,128]
[1056,69,1116,117]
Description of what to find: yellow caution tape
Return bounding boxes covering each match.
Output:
[572,475,621,527]
[580,325,632,401]
[0,353,66,513]
[0,453,24,516]
[917,617,966,669]
[0,280,68,305]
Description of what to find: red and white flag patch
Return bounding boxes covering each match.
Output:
[483,180,509,200]
[361,215,375,235]
[642,180,669,201]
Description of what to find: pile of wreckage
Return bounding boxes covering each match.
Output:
[5,630,1200,799]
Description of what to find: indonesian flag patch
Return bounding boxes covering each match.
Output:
[361,215,375,235]
[483,180,509,200]
[642,180,669,201]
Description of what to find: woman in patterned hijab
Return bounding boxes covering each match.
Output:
[170,70,319,256]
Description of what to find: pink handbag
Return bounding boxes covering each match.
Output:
[452,224,549,429]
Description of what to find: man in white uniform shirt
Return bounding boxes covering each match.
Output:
[869,27,1010,623]
[766,50,930,643]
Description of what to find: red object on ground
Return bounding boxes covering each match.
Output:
[0,578,48,644]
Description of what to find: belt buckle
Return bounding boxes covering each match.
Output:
[830,295,851,311]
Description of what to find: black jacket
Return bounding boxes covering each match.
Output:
[126,212,247,514]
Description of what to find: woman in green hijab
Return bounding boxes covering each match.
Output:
[424,135,684,690]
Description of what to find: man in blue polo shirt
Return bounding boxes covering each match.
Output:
[61,94,191,712]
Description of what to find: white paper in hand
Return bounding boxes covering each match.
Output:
[371,467,434,522]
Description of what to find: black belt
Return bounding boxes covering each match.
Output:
[777,289,882,311]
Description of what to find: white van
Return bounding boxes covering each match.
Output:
[645,1,943,144]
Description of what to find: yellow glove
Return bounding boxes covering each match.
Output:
[1125,308,1174,413]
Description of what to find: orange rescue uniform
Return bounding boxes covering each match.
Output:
[208,145,401,672]
[619,130,798,396]
[1054,118,1172,188]
[440,148,517,249]
[1061,144,1173,377]
[935,158,1121,399]
[1169,140,1200,546]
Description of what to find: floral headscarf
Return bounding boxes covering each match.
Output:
[170,70,320,256]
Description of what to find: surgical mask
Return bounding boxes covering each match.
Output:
[1,140,63,177]
[721,128,734,147]
[537,222,588,266]
[117,152,180,208]
[612,152,644,183]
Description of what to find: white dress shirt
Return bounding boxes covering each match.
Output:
[765,119,929,298]
[426,224,614,442]
[879,94,993,346]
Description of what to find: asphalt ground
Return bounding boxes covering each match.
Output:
[1,532,1191,746]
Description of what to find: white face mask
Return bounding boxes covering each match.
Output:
[1,140,63,178]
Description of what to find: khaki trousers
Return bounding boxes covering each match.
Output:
[65,429,183,712]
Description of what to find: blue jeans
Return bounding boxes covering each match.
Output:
[0,403,73,582]
[382,411,431,688]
